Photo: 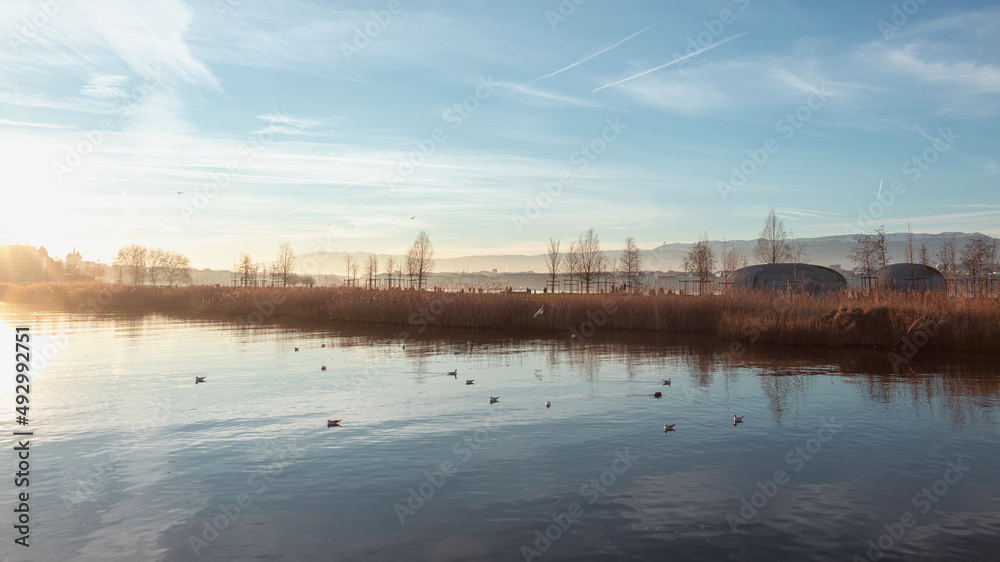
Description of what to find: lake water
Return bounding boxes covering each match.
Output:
[2,305,998,561]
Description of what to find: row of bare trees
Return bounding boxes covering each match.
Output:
[345,231,435,289]
[544,229,648,293]
[233,242,312,287]
[114,244,192,286]
[849,225,998,284]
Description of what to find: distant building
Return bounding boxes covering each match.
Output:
[874,263,946,292]
[0,244,61,283]
[65,247,83,273]
[726,263,848,294]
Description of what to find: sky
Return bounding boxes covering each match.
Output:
[1,0,998,270]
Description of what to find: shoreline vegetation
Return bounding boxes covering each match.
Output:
[1,282,997,355]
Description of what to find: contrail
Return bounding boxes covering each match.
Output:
[281,181,361,218]
[593,31,751,92]
[533,24,657,83]
[877,179,883,199]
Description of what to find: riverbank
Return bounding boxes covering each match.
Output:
[1,282,997,354]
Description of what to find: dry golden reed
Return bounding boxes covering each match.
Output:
[1,282,996,354]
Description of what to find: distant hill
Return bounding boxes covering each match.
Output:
[297,232,987,274]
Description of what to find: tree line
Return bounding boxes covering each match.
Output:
[113,244,192,286]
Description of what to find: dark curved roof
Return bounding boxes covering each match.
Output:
[726,263,847,294]
[874,263,946,291]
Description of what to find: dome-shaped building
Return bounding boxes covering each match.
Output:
[726,263,847,294]
[874,263,946,292]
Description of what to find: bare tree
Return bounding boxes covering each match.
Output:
[115,243,148,285]
[385,256,396,289]
[408,231,434,289]
[344,253,357,286]
[683,234,715,294]
[918,244,930,267]
[905,224,915,264]
[787,230,810,264]
[575,228,602,293]
[873,225,891,268]
[848,234,877,285]
[565,242,579,293]
[404,250,417,288]
[936,235,958,276]
[147,247,168,286]
[83,262,107,281]
[233,253,256,286]
[619,236,643,293]
[275,242,296,286]
[256,260,268,287]
[753,209,792,264]
[163,251,192,286]
[544,238,563,293]
[720,238,747,278]
[364,253,378,289]
[961,236,998,294]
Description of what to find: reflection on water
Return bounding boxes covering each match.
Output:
[0,305,998,561]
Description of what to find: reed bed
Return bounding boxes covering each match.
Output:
[1,282,997,354]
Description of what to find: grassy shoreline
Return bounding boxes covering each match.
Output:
[1,282,997,354]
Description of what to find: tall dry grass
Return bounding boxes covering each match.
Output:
[1,282,996,353]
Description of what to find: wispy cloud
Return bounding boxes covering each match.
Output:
[532,24,657,82]
[0,118,73,129]
[81,75,129,99]
[593,31,751,92]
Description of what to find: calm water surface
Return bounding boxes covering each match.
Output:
[1,306,998,561]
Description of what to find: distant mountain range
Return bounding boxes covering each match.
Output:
[297,232,987,275]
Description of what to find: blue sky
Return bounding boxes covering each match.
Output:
[1,0,998,269]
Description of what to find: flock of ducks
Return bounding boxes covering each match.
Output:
[653,378,746,432]
[197,341,745,432]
